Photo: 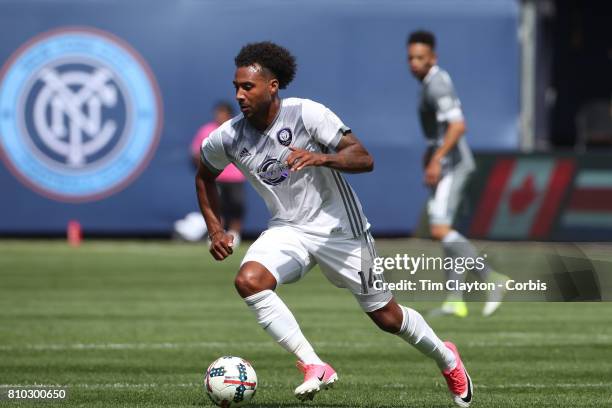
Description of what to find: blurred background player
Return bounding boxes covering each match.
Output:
[407,30,509,317]
[174,102,246,245]
[197,41,473,407]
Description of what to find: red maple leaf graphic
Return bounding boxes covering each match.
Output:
[509,174,537,214]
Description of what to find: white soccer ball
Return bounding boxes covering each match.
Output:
[204,356,258,407]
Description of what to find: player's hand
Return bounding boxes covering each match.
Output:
[209,231,234,261]
[424,158,442,187]
[286,147,325,172]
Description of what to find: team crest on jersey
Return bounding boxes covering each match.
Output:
[257,158,289,186]
[0,27,162,202]
[276,127,292,146]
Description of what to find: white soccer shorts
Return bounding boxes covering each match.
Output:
[241,226,392,312]
[428,165,473,226]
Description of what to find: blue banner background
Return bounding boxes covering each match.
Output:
[0,0,519,235]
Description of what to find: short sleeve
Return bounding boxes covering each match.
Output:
[428,72,464,123]
[200,129,230,174]
[301,99,351,149]
[191,122,217,156]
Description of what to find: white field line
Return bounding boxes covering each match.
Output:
[0,341,274,351]
[479,383,612,389]
[383,382,612,389]
[1,333,611,352]
[0,383,199,389]
[1,382,610,390]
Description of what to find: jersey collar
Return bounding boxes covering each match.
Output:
[423,65,440,85]
[247,98,284,135]
[264,98,284,134]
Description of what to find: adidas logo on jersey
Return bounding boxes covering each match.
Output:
[239,148,251,158]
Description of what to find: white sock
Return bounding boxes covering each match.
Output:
[442,229,490,282]
[396,305,456,370]
[244,290,323,365]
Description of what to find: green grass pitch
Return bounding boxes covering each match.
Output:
[1,240,611,407]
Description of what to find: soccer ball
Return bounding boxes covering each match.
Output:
[204,356,258,407]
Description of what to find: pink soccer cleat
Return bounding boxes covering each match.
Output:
[293,361,338,401]
[441,341,473,407]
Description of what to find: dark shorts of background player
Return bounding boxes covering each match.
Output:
[218,182,245,221]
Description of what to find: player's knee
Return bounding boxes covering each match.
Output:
[368,309,403,334]
[234,263,275,298]
[430,225,451,241]
[234,269,261,297]
[374,314,402,333]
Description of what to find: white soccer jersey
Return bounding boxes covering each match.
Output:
[201,98,369,239]
[419,65,475,171]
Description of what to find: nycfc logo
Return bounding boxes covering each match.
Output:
[0,28,162,202]
[30,65,122,168]
[257,158,289,186]
[276,127,292,146]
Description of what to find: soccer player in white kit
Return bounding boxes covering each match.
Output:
[196,42,473,407]
[407,30,509,318]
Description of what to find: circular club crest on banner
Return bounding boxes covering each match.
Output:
[0,27,162,202]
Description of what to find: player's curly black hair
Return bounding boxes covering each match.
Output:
[407,30,436,50]
[234,42,297,89]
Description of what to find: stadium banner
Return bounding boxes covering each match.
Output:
[0,1,519,235]
[456,153,612,242]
